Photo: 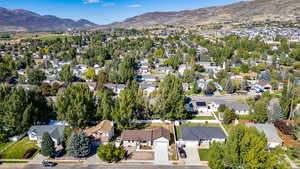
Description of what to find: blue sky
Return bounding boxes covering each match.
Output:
[0,0,252,25]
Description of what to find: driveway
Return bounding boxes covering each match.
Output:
[183,147,200,165]
[154,144,169,165]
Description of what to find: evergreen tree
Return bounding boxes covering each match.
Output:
[41,132,55,157]
[59,65,74,84]
[97,143,127,163]
[223,108,236,124]
[67,132,91,158]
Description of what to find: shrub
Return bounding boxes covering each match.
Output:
[274,121,294,136]
[97,143,127,163]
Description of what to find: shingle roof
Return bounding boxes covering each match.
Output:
[28,125,65,141]
[181,126,226,141]
[121,127,171,142]
[245,123,282,143]
[84,120,113,136]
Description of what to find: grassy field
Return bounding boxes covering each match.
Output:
[0,137,39,159]
[39,35,71,41]
[191,116,216,120]
[0,142,12,152]
[198,149,211,161]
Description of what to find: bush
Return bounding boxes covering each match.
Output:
[274,121,294,137]
[97,143,127,163]
[223,109,236,124]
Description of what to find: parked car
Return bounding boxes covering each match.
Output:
[23,148,37,159]
[42,161,57,167]
[177,147,187,158]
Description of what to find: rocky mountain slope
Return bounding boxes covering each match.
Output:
[0,7,98,32]
[105,0,300,29]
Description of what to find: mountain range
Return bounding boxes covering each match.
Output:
[0,0,300,32]
[0,7,98,32]
[106,0,300,29]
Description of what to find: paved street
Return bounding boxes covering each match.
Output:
[0,164,210,169]
[188,94,255,101]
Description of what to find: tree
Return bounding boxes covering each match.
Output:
[118,57,136,84]
[97,143,127,163]
[27,69,46,85]
[0,85,51,136]
[208,124,291,169]
[156,74,187,120]
[251,97,269,123]
[41,132,55,157]
[208,142,226,169]
[223,108,236,124]
[56,84,95,129]
[96,89,114,120]
[268,98,283,122]
[59,65,74,84]
[224,79,235,94]
[67,132,91,158]
[85,67,96,81]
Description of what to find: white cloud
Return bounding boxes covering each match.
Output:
[127,4,141,8]
[84,0,100,4]
[102,2,115,7]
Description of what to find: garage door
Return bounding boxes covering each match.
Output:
[154,141,169,163]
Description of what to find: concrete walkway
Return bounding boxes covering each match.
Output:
[154,145,170,165]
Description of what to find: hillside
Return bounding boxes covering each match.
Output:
[0,7,98,32]
[104,0,300,29]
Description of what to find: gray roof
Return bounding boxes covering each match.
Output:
[180,126,226,141]
[212,99,249,111]
[28,125,65,141]
[245,123,282,142]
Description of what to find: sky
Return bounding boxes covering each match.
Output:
[0,0,252,25]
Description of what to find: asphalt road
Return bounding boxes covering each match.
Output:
[5,164,210,169]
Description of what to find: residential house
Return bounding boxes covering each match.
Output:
[27,125,65,147]
[104,84,126,94]
[246,123,283,148]
[140,82,157,96]
[155,66,174,74]
[210,99,249,115]
[121,127,171,147]
[179,126,226,147]
[84,120,114,144]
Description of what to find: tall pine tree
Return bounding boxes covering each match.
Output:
[41,132,55,157]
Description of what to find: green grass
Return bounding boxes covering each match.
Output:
[39,35,71,41]
[175,126,182,140]
[198,149,211,161]
[0,137,39,159]
[0,161,28,163]
[191,116,216,120]
[0,142,12,152]
[237,115,251,120]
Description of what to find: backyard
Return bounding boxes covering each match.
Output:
[0,137,39,159]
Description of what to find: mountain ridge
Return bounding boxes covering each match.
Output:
[103,0,300,29]
[0,7,98,32]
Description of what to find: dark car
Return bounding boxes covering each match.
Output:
[23,148,37,159]
[177,147,187,159]
[42,161,57,167]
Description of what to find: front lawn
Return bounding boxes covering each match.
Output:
[0,142,12,152]
[0,137,39,159]
[198,148,211,161]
